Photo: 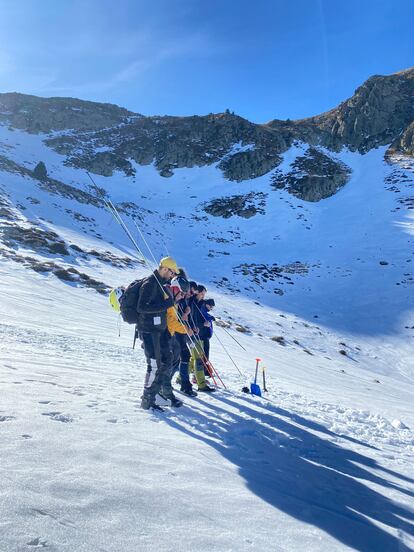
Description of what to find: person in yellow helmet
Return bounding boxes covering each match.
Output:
[137,257,181,411]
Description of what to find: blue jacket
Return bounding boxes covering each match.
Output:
[199,302,215,339]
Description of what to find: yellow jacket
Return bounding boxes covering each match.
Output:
[167,306,188,336]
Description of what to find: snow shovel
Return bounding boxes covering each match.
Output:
[250,358,262,396]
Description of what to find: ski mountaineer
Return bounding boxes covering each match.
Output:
[167,276,197,396]
[174,280,197,395]
[188,285,215,392]
[199,298,215,360]
[137,256,183,411]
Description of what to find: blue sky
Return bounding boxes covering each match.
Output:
[0,0,413,122]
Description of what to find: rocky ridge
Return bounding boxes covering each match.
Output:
[269,68,414,153]
[1,67,413,197]
[0,92,134,133]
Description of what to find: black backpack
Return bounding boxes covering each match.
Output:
[119,277,147,324]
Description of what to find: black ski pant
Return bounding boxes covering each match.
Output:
[175,332,191,388]
[141,329,174,406]
[202,337,210,360]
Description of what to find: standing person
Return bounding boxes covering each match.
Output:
[177,280,196,325]
[188,285,215,392]
[166,276,197,397]
[189,285,207,333]
[169,279,197,396]
[137,256,182,411]
[199,298,215,360]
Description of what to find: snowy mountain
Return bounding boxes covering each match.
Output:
[0,69,413,551]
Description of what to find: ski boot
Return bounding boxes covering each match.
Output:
[180,383,198,397]
[141,401,165,412]
[170,396,183,408]
[198,383,216,393]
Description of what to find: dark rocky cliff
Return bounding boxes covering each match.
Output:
[1,67,413,201]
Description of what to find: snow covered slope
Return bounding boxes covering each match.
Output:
[1,253,414,551]
[0,103,414,550]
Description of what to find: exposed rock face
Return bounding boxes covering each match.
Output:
[218,148,282,181]
[0,154,103,206]
[33,161,48,180]
[289,68,414,152]
[0,247,110,294]
[1,225,70,256]
[0,195,17,221]
[271,147,351,201]
[233,261,310,294]
[68,151,135,177]
[388,120,414,157]
[202,192,267,218]
[45,112,289,179]
[0,92,134,132]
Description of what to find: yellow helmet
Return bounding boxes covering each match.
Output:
[159,256,178,274]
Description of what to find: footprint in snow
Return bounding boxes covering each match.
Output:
[42,412,73,423]
[64,389,85,396]
[27,537,48,547]
[0,415,15,422]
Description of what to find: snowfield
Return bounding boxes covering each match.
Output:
[1,260,413,552]
[0,122,414,551]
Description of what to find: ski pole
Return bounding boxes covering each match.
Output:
[185,307,226,388]
[203,357,218,387]
[133,325,139,349]
[211,325,245,378]
[205,357,226,389]
[262,365,268,392]
[218,324,247,351]
[186,340,224,389]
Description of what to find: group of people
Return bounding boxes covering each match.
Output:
[136,256,216,411]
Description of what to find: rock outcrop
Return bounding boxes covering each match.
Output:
[202,192,267,218]
[288,68,414,152]
[271,147,351,201]
[45,112,290,179]
[387,120,414,157]
[0,92,134,133]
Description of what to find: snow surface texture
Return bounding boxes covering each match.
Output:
[0,123,414,551]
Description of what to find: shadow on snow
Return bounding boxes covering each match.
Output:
[164,391,414,551]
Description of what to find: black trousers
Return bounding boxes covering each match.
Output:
[175,332,191,387]
[175,333,191,362]
[202,337,210,360]
[141,329,174,405]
